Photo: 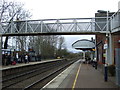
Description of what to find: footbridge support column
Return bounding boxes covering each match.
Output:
[0,34,2,90]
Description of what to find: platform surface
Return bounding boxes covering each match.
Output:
[43,59,118,89]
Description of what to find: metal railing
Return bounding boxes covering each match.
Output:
[110,9,120,33]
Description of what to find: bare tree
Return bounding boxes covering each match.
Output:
[58,36,65,50]
[32,35,59,59]
[56,36,66,57]
[0,0,31,22]
[0,0,32,49]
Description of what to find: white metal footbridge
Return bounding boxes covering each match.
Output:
[0,17,110,36]
[0,9,120,36]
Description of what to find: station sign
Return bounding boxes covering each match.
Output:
[104,44,108,49]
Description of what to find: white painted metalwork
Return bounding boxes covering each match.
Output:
[110,9,120,33]
[0,17,108,36]
[1,13,119,35]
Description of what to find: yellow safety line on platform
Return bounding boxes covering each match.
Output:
[72,63,82,90]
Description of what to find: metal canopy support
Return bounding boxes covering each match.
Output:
[108,33,113,65]
[83,51,86,61]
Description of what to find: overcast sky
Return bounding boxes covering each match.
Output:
[9,0,120,52]
[63,35,95,53]
[13,0,120,19]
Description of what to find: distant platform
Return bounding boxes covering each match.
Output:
[0,59,61,70]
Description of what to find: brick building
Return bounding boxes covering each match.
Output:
[95,12,115,65]
[95,11,120,85]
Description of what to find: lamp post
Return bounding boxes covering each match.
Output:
[97,10,109,82]
[83,51,86,62]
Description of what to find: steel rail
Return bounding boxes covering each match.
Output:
[24,60,75,89]
[2,60,66,89]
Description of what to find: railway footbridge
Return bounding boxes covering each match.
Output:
[0,9,120,87]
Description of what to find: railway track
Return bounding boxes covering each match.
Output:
[2,61,59,82]
[24,60,75,89]
[2,59,76,89]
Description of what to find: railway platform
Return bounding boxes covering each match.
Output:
[43,60,119,89]
[0,59,61,70]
